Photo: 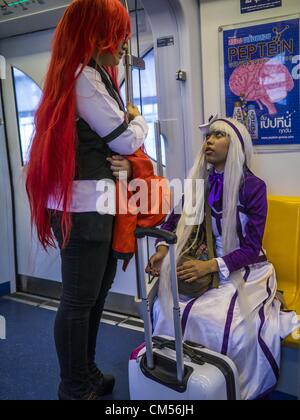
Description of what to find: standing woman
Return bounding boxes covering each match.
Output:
[26,0,148,400]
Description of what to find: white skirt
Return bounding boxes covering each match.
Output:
[153,262,299,400]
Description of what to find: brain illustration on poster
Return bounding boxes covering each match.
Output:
[222,18,300,146]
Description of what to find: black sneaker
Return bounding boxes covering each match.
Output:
[58,384,102,401]
[89,365,115,397]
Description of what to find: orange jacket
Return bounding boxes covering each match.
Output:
[112,148,170,267]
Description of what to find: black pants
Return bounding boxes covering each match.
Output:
[51,213,117,394]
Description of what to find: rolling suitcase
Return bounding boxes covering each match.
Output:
[129,227,241,400]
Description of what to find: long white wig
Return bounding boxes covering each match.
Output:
[158,118,254,331]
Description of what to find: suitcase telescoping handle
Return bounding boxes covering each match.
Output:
[135,227,185,383]
[135,228,177,244]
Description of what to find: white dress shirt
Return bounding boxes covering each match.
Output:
[48,65,149,213]
[76,65,148,155]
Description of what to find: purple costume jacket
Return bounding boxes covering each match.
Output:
[152,168,300,400]
[158,169,268,274]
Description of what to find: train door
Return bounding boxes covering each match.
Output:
[106,0,190,313]
[0,29,62,296]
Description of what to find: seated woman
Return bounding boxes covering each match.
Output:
[148,117,299,400]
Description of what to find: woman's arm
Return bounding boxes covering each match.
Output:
[178,178,268,282]
[160,210,182,234]
[155,199,183,249]
[146,201,184,275]
[76,67,148,155]
[221,176,268,275]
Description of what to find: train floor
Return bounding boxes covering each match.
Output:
[0,295,144,400]
[0,295,297,401]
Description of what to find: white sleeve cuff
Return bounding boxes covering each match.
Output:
[131,115,149,136]
[105,115,148,155]
[215,258,230,279]
[156,241,169,250]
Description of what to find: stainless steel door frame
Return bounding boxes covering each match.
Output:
[0,86,16,294]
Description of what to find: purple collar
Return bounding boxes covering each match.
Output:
[215,119,245,150]
[208,170,224,209]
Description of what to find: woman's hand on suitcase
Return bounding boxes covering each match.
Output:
[146,246,169,276]
[177,259,219,283]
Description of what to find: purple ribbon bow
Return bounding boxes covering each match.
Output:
[208,170,224,209]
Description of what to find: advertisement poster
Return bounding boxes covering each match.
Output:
[241,0,282,15]
[222,17,300,146]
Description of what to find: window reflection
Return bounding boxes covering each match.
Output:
[12,67,42,165]
[121,49,166,166]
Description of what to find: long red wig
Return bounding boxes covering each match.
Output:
[26,0,131,249]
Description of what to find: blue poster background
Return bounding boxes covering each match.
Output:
[223,18,300,146]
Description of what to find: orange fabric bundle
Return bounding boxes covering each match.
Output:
[112,148,171,266]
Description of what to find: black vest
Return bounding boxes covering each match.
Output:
[75,61,127,181]
[67,62,127,242]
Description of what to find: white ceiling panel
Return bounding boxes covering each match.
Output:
[0,0,70,39]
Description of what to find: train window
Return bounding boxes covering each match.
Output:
[120,48,166,167]
[119,1,165,168]
[12,67,42,165]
